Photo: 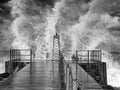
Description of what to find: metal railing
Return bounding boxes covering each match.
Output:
[59,53,73,90]
[76,50,102,62]
[6,49,32,74]
[10,49,32,62]
[10,49,32,73]
[0,49,32,74]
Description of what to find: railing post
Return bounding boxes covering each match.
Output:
[9,49,11,73]
[66,68,68,90]
[68,69,70,90]
[14,49,18,68]
[18,49,20,69]
[10,49,13,74]
[71,70,73,90]
[66,66,67,86]
[30,49,32,65]
[76,50,78,86]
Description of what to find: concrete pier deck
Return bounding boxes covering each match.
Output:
[0,61,60,90]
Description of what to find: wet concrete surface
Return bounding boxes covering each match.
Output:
[0,61,60,90]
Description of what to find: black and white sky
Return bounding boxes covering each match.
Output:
[0,0,54,15]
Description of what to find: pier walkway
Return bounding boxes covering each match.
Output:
[0,61,60,90]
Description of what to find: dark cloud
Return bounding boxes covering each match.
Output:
[35,0,54,6]
[84,0,92,3]
[0,0,10,4]
[0,4,11,19]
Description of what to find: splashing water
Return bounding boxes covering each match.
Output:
[0,0,118,87]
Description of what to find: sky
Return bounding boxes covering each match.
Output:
[0,0,54,4]
[0,0,9,3]
[0,0,57,20]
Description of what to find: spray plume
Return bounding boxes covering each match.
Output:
[3,0,120,87]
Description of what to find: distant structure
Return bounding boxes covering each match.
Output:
[53,33,60,60]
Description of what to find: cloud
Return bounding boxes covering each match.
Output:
[90,0,120,16]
